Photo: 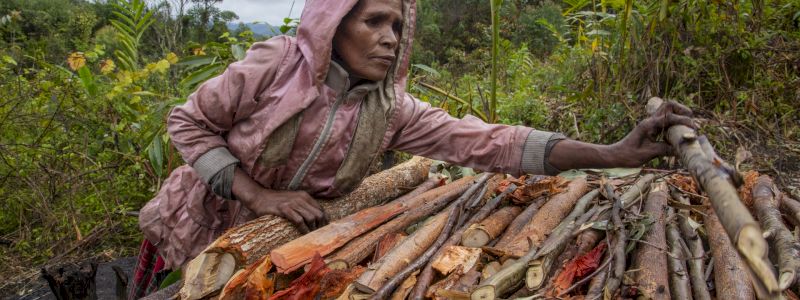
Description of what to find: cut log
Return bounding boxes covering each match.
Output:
[272,175,460,274]
[631,181,671,300]
[705,205,756,300]
[752,175,800,290]
[493,196,546,248]
[431,245,482,275]
[179,157,432,300]
[462,206,522,248]
[327,176,473,267]
[496,177,590,257]
[647,97,778,295]
[672,190,712,300]
[354,211,450,294]
[666,208,693,300]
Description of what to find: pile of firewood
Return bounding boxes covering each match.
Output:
[163,98,800,300]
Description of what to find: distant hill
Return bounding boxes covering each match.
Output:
[227,22,282,37]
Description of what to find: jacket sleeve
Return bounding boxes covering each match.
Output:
[387,94,564,175]
[167,36,288,183]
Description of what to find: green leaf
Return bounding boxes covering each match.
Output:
[180,63,225,90]
[2,55,17,66]
[231,44,246,61]
[159,270,182,289]
[77,66,97,97]
[412,64,440,77]
[148,134,164,178]
[557,169,588,179]
[176,55,216,68]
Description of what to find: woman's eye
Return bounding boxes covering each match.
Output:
[366,17,380,27]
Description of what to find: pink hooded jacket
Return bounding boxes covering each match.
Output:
[139,0,560,270]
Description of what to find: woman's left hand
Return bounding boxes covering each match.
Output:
[608,100,695,167]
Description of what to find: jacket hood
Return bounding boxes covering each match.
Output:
[296,0,416,90]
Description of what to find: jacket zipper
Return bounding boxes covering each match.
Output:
[287,94,346,190]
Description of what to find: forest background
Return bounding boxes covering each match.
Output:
[0,0,798,296]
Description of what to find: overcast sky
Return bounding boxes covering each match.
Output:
[218,0,306,25]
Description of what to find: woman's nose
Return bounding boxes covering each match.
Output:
[380,26,398,50]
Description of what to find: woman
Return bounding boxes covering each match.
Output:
[132,0,692,296]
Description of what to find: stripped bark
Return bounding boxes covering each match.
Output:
[272,176,468,273]
[752,175,800,290]
[672,190,712,300]
[410,178,510,299]
[631,181,671,300]
[354,210,451,294]
[218,255,274,300]
[373,232,407,263]
[525,189,601,290]
[705,205,756,300]
[494,197,546,247]
[179,157,432,300]
[497,178,590,257]
[462,206,522,248]
[647,97,778,295]
[431,246,482,275]
[666,208,693,300]
[327,176,475,267]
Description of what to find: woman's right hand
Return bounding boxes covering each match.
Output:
[232,168,327,233]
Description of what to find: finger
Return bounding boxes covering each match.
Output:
[295,199,323,229]
[667,113,696,129]
[651,142,673,158]
[294,204,319,231]
[301,192,324,211]
[283,208,310,233]
[664,100,693,117]
[300,196,327,225]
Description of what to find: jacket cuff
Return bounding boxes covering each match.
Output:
[521,130,566,175]
[192,147,240,183]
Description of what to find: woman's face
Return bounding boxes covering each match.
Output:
[333,0,402,82]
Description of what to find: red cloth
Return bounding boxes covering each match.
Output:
[129,239,166,300]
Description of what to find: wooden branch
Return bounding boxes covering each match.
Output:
[705,203,756,300]
[752,175,800,290]
[410,177,509,299]
[462,206,522,248]
[355,210,451,294]
[666,208,692,300]
[603,182,627,299]
[525,189,600,290]
[647,97,778,294]
[494,196,546,247]
[496,177,590,257]
[672,190,712,300]
[327,176,470,267]
[367,203,461,299]
[585,260,608,300]
[272,175,466,273]
[780,195,800,227]
[631,181,671,300]
[179,157,432,300]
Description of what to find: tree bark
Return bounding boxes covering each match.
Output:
[271,175,467,273]
[179,157,432,300]
[752,175,800,290]
[666,208,693,300]
[631,181,671,300]
[373,232,407,263]
[780,195,800,227]
[706,204,756,299]
[326,177,470,267]
[461,206,522,248]
[494,196,546,247]
[672,190,712,300]
[354,211,450,294]
[647,97,778,295]
[496,177,590,257]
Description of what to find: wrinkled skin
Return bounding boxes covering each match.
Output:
[333,0,402,82]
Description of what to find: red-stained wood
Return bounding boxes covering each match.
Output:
[272,176,475,273]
